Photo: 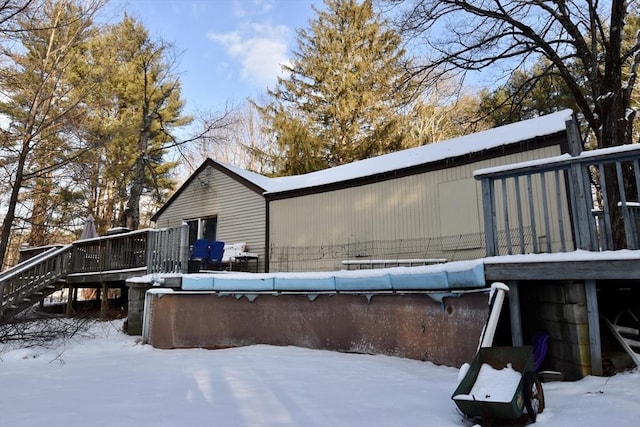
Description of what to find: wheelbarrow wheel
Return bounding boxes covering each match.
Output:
[523,371,545,422]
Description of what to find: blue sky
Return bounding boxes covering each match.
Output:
[105,0,321,116]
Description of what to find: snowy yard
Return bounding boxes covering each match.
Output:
[0,320,638,427]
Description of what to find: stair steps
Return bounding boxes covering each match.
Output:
[0,245,73,324]
[603,310,640,368]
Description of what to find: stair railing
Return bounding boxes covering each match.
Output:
[0,244,73,317]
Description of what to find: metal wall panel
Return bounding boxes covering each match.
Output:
[147,291,489,368]
[269,146,563,271]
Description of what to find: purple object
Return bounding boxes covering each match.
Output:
[532,331,549,371]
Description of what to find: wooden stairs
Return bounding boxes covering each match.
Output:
[602,309,640,368]
[0,245,73,325]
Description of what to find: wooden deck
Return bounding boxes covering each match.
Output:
[474,129,640,377]
[0,225,189,323]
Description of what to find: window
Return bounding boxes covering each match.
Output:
[202,216,217,242]
[187,219,199,247]
[185,216,218,247]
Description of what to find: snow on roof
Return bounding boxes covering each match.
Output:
[216,161,276,191]
[214,109,573,195]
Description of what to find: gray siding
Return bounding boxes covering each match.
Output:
[268,145,565,272]
[154,165,267,272]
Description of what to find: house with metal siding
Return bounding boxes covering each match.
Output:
[267,144,569,272]
[150,160,270,272]
[152,110,575,273]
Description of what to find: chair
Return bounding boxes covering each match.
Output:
[208,241,225,270]
[191,239,210,268]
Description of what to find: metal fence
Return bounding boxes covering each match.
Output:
[269,232,490,272]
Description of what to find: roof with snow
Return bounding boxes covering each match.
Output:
[152,110,573,220]
[260,109,573,195]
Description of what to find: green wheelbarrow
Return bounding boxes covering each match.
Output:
[452,346,545,424]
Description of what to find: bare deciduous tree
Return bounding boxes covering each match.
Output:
[388,0,640,149]
[183,102,273,175]
[388,0,640,248]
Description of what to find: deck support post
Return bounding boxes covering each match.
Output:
[100,281,109,319]
[65,285,74,317]
[507,281,523,346]
[585,279,603,376]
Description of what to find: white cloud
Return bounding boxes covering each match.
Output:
[208,22,291,89]
[232,0,275,18]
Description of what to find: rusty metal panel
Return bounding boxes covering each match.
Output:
[148,292,488,367]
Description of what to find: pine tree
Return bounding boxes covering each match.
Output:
[259,0,417,175]
[0,0,105,266]
[78,16,190,230]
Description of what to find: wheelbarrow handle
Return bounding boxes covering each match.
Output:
[477,282,510,351]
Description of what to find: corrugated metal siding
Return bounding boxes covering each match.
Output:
[489,162,573,255]
[154,165,267,271]
[269,145,563,272]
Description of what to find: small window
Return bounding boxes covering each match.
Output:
[187,219,199,246]
[185,216,218,246]
[202,216,217,241]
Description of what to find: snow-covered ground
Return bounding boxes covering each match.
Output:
[0,320,638,427]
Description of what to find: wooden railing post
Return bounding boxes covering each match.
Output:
[566,117,594,251]
[146,229,155,274]
[179,222,189,273]
[481,177,498,257]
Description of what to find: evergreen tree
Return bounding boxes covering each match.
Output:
[478,58,579,126]
[259,0,417,175]
[78,16,190,230]
[0,0,105,266]
[392,0,640,149]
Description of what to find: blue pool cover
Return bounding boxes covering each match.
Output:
[181,261,485,292]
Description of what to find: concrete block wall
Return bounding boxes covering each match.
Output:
[519,281,591,380]
[126,283,150,335]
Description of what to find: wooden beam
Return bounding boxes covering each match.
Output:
[585,279,603,376]
[481,177,497,257]
[485,259,640,281]
[100,282,109,319]
[507,281,523,346]
[65,267,147,284]
[65,285,74,317]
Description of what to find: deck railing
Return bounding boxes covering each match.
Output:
[475,121,640,256]
[72,229,150,273]
[146,223,190,274]
[0,245,73,318]
[70,224,190,275]
[1,224,189,322]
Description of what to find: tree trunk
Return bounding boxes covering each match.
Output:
[125,100,153,230]
[0,149,28,268]
[596,0,631,249]
[125,155,145,230]
[28,176,53,247]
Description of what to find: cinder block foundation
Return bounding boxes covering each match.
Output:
[520,281,592,380]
